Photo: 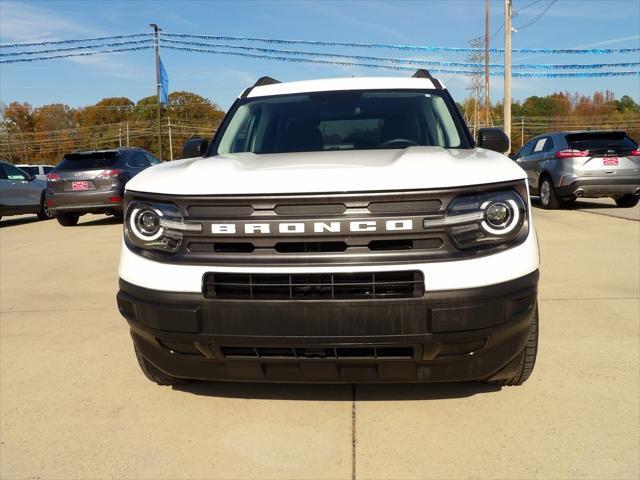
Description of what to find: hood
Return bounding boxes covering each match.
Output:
[126,147,526,196]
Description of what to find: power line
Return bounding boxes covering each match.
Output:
[162,32,640,54]
[0,39,151,57]
[515,0,559,30]
[162,45,640,78]
[0,45,152,64]
[159,40,639,71]
[0,33,151,48]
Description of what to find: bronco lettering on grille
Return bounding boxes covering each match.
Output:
[210,219,415,235]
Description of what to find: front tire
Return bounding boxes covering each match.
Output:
[614,194,639,208]
[490,304,539,386]
[134,347,188,386]
[539,177,561,209]
[56,213,79,226]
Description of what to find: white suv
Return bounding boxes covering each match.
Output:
[117,71,540,387]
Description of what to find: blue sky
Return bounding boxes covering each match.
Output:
[1,0,639,111]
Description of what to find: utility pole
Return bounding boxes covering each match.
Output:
[485,0,491,125]
[126,121,130,147]
[150,23,163,161]
[118,123,122,147]
[504,0,512,151]
[167,117,174,161]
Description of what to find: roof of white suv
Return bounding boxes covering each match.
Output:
[246,76,444,98]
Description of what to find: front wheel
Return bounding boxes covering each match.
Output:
[539,177,561,209]
[490,304,539,386]
[614,194,639,208]
[56,213,80,226]
[134,347,189,386]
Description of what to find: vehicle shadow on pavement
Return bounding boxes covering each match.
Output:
[531,197,616,210]
[0,216,46,228]
[174,381,500,401]
[76,216,123,227]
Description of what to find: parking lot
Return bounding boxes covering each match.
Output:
[1,199,638,480]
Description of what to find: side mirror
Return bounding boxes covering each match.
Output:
[477,128,510,154]
[181,137,209,159]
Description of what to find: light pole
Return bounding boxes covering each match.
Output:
[503,0,512,151]
[485,0,490,126]
[150,23,163,161]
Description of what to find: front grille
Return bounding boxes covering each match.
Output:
[126,182,522,266]
[203,271,424,300]
[221,345,416,359]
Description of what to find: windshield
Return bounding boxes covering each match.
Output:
[19,166,39,176]
[214,90,467,155]
[56,152,119,171]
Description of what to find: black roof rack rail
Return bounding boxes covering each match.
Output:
[253,76,280,87]
[412,69,442,89]
[240,76,281,98]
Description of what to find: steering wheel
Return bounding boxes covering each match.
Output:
[380,138,421,148]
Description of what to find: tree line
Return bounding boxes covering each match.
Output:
[0,91,225,164]
[1,89,639,165]
[460,90,640,149]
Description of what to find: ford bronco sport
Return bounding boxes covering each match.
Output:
[117,71,540,386]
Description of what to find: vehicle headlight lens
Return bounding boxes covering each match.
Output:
[125,201,201,253]
[485,202,510,227]
[135,209,162,238]
[424,187,528,250]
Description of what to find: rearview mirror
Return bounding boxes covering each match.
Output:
[477,128,510,154]
[181,137,209,159]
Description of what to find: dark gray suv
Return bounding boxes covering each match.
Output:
[512,130,640,209]
[46,148,160,226]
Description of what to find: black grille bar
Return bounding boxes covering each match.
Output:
[220,345,416,359]
[203,271,424,300]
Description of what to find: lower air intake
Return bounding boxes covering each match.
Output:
[203,271,424,300]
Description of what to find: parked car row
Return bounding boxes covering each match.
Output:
[1,130,639,225]
[1,147,160,225]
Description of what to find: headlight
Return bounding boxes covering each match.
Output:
[125,201,201,253]
[424,188,528,250]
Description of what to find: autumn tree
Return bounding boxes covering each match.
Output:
[3,101,35,132]
[79,97,134,126]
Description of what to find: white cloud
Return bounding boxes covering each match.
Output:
[0,1,95,42]
[0,1,145,78]
[575,35,640,49]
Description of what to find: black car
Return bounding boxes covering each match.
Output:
[46,148,160,226]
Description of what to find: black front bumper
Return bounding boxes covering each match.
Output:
[117,270,539,383]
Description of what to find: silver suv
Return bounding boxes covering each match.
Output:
[0,160,52,221]
[511,130,640,209]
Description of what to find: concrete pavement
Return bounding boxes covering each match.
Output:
[1,205,638,479]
